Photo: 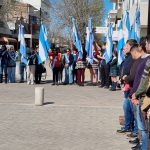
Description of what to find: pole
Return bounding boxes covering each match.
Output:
[40,7,42,24]
[148,0,150,35]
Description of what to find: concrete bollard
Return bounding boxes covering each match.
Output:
[35,87,44,106]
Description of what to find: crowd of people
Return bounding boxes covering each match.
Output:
[116,37,150,150]
[0,35,150,150]
[0,45,46,84]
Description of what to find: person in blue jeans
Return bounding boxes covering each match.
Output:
[117,40,137,133]
[7,47,18,83]
[20,62,27,83]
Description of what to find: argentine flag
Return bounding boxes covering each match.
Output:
[124,10,130,42]
[104,23,113,64]
[39,23,51,64]
[72,18,83,59]
[18,24,28,65]
[85,18,94,64]
[130,7,141,43]
[117,20,125,66]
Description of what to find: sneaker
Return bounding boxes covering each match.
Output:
[131,143,141,150]
[129,138,139,144]
[127,133,138,138]
[31,82,35,85]
[27,81,30,85]
[117,128,131,133]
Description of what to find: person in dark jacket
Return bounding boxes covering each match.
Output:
[35,46,44,84]
[117,39,137,134]
[99,43,110,88]
[0,45,9,83]
[7,47,18,83]
[109,50,118,91]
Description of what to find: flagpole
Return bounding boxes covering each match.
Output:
[40,7,42,25]
[148,0,150,35]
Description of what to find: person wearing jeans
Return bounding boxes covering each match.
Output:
[20,62,27,83]
[7,47,17,83]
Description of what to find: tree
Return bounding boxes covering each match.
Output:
[50,0,104,43]
[0,0,16,19]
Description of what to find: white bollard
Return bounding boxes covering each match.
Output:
[35,87,44,106]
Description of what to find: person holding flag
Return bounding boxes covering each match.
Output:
[38,22,51,64]
[18,24,28,83]
[104,23,113,64]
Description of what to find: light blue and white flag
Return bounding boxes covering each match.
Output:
[72,18,83,59]
[104,23,113,64]
[124,10,130,42]
[85,17,94,64]
[39,23,51,64]
[130,7,141,43]
[117,20,125,66]
[18,24,28,65]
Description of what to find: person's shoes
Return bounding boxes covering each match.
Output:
[99,85,104,88]
[117,128,131,133]
[63,82,67,85]
[31,82,35,85]
[127,133,138,138]
[19,80,24,83]
[51,83,55,85]
[103,86,109,89]
[131,143,141,150]
[129,138,139,144]
[27,81,30,85]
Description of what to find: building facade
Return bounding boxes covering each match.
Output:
[0,0,51,48]
[109,0,149,40]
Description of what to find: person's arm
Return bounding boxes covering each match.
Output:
[124,60,138,85]
[135,59,150,97]
[110,58,117,66]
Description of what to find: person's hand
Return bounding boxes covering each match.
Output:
[147,109,150,118]
[132,99,139,105]
[65,64,69,68]
[123,75,127,80]
[132,93,136,100]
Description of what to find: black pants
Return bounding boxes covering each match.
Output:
[72,64,77,83]
[53,67,60,83]
[100,64,110,87]
[35,65,42,84]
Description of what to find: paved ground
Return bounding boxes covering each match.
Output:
[0,79,135,150]
[0,63,136,150]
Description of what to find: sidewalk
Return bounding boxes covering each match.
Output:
[0,82,133,150]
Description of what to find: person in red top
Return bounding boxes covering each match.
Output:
[49,48,62,85]
[76,48,87,86]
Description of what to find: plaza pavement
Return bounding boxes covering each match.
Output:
[0,65,133,150]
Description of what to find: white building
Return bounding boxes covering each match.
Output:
[109,0,149,39]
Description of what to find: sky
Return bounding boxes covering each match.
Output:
[102,0,113,25]
[104,0,113,13]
